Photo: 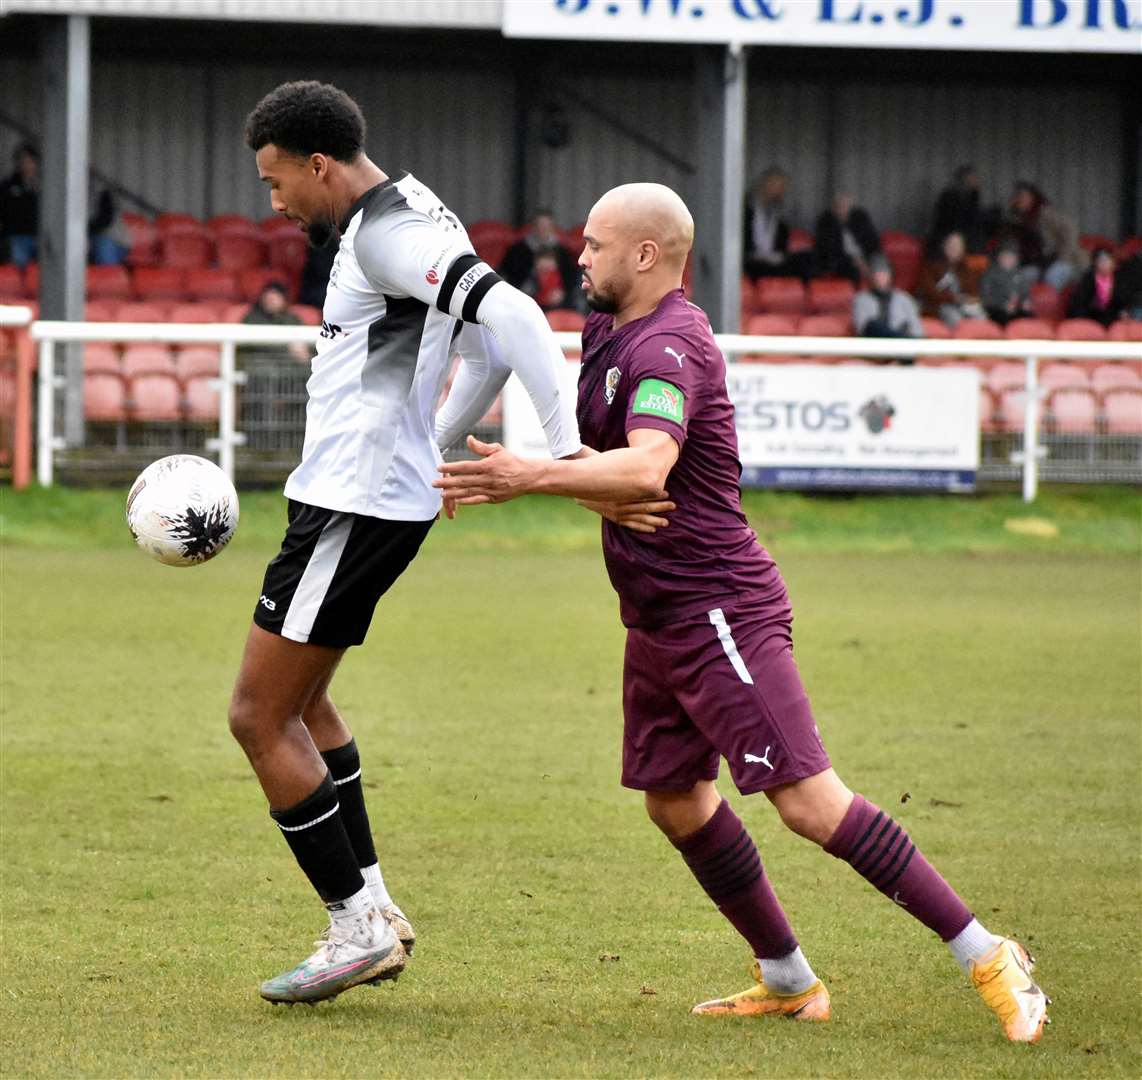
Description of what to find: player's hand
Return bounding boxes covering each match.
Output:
[576,493,675,534]
[434,435,539,505]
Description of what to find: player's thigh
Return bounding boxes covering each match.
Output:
[229,623,344,738]
[670,602,831,797]
[621,627,719,795]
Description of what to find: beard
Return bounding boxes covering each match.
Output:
[305,213,336,250]
[585,282,619,314]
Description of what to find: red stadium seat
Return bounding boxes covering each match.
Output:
[175,346,220,381]
[745,313,799,336]
[1116,237,1142,262]
[207,214,259,238]
[121,344,175,377]
[85,265,133,301]
[953,318,1003,340]
[1091,364,1141,392]
[1102,389,1142,433]
[1056,318,1108,341]
[215,234,267,272]
[1048,388,1098,433]
[755,277,805,315]
[84,372,128,421]
[221,302,251,323]
[83,343,121,374]
[115,300,170,323]
[1079,234,1116,254]
[739,277,759,319]
[1028,283,1063,323]
[129,372,183,421]
[185,269,240,302]
[467,219,517,247]
[238,267,294,302]
[121,211,160,267]
[23,263,39,295]
[259,215,296,236]
[184,376,220,421]
[920,317,953,339]
[807,278,854,315]
[787,227,814,253]
[0,264,27,299]
[1039,363,1088,390]
[266,233,308,273]
[798,313,851,336]
[978,387,1000,433]
[155,212,203,233]
[84,300,119,322]
[289,304,322,326]
[879,231,923,292]
[998,388,1033,432]
[132,267,186,301]
[1004,318,1055,340]
[1107,320,1142,343]
[168,301,225,324]
[987,363,1026,394]
[545,309,586,332]
[162,232,213,269]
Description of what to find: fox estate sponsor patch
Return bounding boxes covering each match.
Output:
[632,378,685,423]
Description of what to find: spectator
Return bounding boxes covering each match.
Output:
[929,165,992,254]
[979,240,1035,326]
[239,281,310,365]
[1068,248,1128,327]
[916,231,984,329]
[853,253,923,346]
[742,166,811,281]
[814,191,879,283]
[499,209,579,311]
[1002,181,1087,291]
[88,187,130,265]
[0,143,39,267]
[1116,253,1142,321]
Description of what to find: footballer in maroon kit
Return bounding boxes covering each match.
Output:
[436,183,1048,1043]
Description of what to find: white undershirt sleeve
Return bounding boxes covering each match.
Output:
[434,324,512,451]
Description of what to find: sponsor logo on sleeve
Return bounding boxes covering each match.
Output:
[632,378,685,424]
[425,268,440,285]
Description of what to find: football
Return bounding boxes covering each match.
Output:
[125,455,240,567]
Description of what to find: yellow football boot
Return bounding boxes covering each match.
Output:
[971,938,1050,1043]
[691,961,830,1020]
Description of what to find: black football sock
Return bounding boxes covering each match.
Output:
[320,739,378,868]
[270,772,364,904]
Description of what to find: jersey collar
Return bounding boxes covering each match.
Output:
[338,170,408,234]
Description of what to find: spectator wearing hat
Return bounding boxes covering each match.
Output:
[980,241,1035,327]
[853,253,923,343]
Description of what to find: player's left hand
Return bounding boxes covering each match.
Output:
[434,435,539,504]
[577,494,676,533]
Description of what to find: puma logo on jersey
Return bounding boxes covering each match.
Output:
[664,346,686,367]
[744,746,774,769]
[259,595,277,612]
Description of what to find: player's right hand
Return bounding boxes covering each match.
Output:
[576,494,676,534]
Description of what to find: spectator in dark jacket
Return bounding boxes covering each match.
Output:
[0,144,39,267]
[499,210,579,311]
[239,281,310,365]
[929,165,992,254]
[814,192,879,283]
[1001,181,1087,291]
[980,241,1034,326]
[916,231,984,329]
[742,166,811,281]
[88,187,130,265]
[1068,248,1128,327]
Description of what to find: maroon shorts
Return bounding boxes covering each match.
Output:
[621,597,831,796]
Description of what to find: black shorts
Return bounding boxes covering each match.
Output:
[253,500,434,648]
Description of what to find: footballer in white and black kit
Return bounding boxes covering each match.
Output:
[252,170,578,647]
[233,80,581,1007]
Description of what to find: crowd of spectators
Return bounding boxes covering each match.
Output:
[738,162,1142,353]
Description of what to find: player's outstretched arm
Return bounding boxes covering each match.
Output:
[434,428,679,505]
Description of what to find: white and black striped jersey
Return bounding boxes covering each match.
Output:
[285,171,581,520]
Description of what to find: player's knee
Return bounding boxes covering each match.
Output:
[227,688,269,752]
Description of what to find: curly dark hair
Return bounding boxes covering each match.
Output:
[244,80,365,163]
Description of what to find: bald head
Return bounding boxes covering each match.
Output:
[590,183,694,270]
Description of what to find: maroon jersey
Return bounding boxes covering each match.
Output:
[577,289,785,628]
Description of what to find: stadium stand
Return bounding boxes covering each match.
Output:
[174,347,221,381]
[798,313,851,336]
[133,267,187,301]
[1057,318,1108,341]
[83,343,121,374]
[116,300,169,322]
[168,301,227,324]
[86,265,133,300]
[1028,283,1065,322]
[184,377,220,421]
[1048,388,1098,433]
[162,231,214,269]
[1091,364,1141,391]
[954,318,1004,340]
[83,372,128,422]
[215,235,266,271]
[1040,363,1089,390]
[185,269,240,302]
[807,278,854,315]
[879,231,924,292]
[129,373,183,421]
[756,277,805,315]
[1101,389,1142,433]
[84,300,119,322]
[1004,317,1055,340]
[121,344,175,377]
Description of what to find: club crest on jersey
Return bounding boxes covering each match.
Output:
[604,367,621,405]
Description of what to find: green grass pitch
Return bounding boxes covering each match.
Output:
[2,487,1139,1077]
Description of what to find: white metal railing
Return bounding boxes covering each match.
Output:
[27,320,1142,501]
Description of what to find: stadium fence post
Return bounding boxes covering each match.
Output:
[1021,354,1040,503]
[36,338,57,487]
[215,339,239,482]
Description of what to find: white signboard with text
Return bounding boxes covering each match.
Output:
[502,362,980,491]
[503,0,1141,54]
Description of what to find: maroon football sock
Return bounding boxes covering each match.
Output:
[672,799,798,959]
[825,794,972,941]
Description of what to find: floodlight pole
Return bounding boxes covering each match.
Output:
[40,14,91,447]
[693,43,746,334]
